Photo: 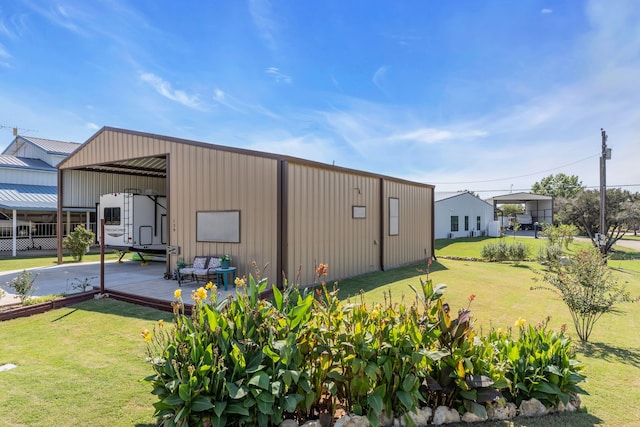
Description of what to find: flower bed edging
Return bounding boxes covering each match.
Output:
[0,290,98,322]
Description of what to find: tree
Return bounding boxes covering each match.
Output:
[555,188,633,255]
[531,173,584,199]
[534,247,637,342]
[500,204,523,216]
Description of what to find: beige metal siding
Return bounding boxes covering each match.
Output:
[383,180,433,269]
[60,129,280,283]
[286,163,381,285]
[61,170,165,207]
[171,145,279,283]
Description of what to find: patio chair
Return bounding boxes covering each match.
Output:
[178,256,222,286]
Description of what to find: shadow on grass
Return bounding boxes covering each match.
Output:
[578,341,640,369]
[62,298,173,322]
[435,236,493,251]
[336,260,444,299]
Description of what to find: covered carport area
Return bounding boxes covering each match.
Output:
[56,153,169,276]
[486,192,554,226]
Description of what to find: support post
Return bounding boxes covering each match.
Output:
[599,128,608,254]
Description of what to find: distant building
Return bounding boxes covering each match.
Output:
[434,191,494,239]
[1,135,83,254]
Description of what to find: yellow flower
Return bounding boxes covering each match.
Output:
[205,281,214,290]
[144,332,153,342]
[140,328,149,337]
[235,277,245,287]
[515,317,526,328]
[174,289,182,299]
[193,287,207,301]
[157,319,164,328]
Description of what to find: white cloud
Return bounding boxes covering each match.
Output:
[392,128,488,145]
[249,0,278,51]
[541,8,553,14]
[139,72,206,110]
[372,66,389,92]
[0,43,11,58]
[86,122,100,131]
[265,67,292,83]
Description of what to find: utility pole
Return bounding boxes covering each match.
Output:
[599,128,610,254]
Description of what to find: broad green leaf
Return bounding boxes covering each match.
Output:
[226,403,250,416]
[249,372,270,390]
[396,390,414,410]
[191,395,214,412]
[162,394,184,406]
[213,401,227,418]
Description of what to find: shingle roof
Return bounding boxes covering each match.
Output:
[19,136,80,155]
[0,155,57,172]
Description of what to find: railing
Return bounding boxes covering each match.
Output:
[0,222,97,252]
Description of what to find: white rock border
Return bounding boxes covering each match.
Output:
[278,396,582,426]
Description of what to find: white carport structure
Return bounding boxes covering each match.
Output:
[485,192,554,225]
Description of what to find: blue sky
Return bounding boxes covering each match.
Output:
[0,0,638,197]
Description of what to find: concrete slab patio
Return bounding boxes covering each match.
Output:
[0,258,237,309]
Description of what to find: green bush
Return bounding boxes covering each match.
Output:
[537,244,564,266]
[508,242,529,264]
[62,225,95,261]
[481,240,529,263]
[492,318,586,407]
[144,271,586,426]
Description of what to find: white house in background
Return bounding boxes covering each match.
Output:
[434,192,495,239]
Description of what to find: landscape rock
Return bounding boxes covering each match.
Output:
[280,420,299,427]
[556,400,577,412]
[487,402,517,420]
[432,406,461,425]
[461,408,488,423]
[301,420,321,427]
[334,414,371,427]
[393,407,431,426]
[519,398,548,417]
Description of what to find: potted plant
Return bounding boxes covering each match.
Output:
[220,254,231,269]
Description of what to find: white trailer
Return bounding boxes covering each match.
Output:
[97,192,167,259]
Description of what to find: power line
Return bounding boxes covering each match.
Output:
[430,153,600,185]
[470,184,640,194]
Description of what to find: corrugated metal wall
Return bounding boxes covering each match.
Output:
[60,128,433,289]
[60,129,280,283]
[286,162,381,285]
[61,170,165,207]
[382,179,432,270]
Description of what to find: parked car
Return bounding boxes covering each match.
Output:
[0,212,35,236]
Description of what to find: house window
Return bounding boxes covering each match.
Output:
[477,216,481,231]
[464,216,469,231]
[104,207,120,225]
[389,198,399,235]
[450,216,459,232]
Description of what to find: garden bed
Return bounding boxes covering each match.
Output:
[0,290,98,322]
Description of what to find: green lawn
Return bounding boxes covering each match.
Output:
[337,255,640,426]
[0,299,172,426]
[1,246,639,426]
[0,251,120,271]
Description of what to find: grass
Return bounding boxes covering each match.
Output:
[337,254,640,425]
[1,243,639,426]
[0,251,120,272]
[434,236,639,260]
[0,299,172,426]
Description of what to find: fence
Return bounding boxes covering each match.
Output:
[0,222,96,252]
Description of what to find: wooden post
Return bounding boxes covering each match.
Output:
[100,219,105,294]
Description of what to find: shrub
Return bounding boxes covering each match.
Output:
[481,240,529,263]
[144,267,587,426]
[534,247,639,342]
[508,242,529,265]
[4,270,38,303]
[481,240,509,262]
[62,225,95,261]
[492,318,586,407]
[537,244,564,267]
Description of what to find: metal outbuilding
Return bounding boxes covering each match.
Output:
[485,192,554,225]
[57,127,434,287]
